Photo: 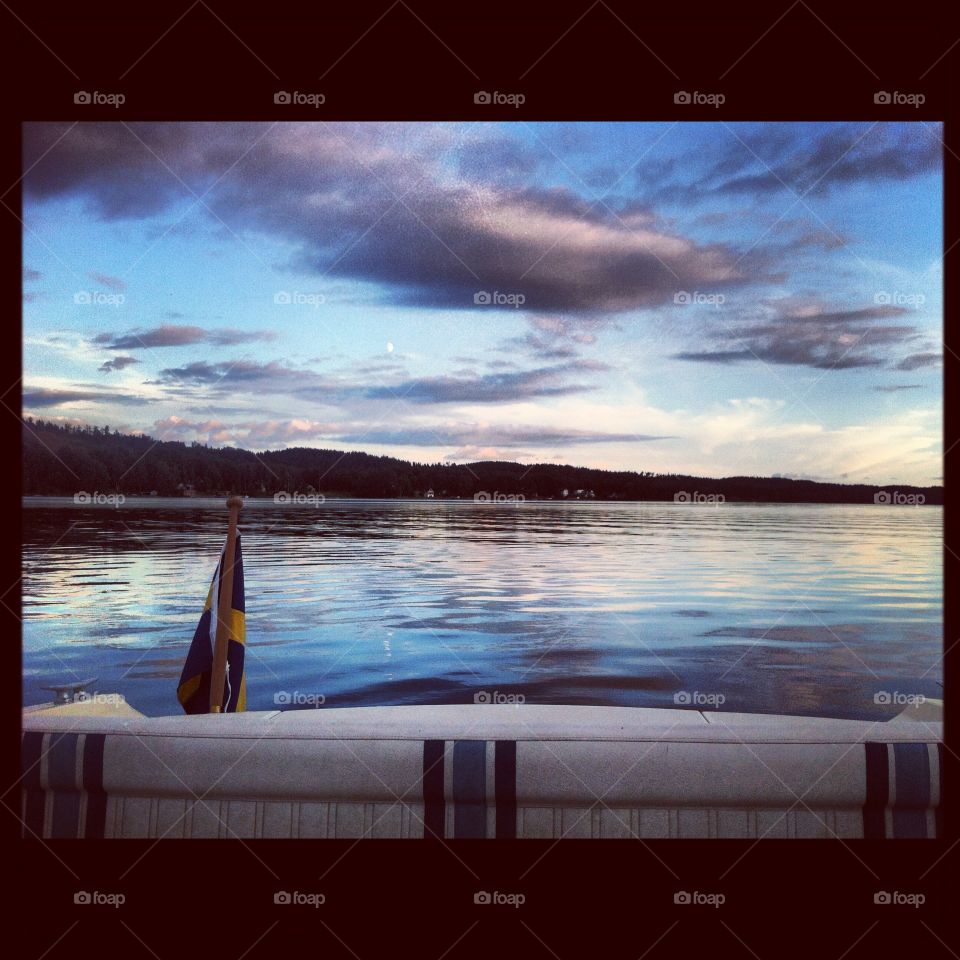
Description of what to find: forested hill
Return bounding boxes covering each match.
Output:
[22,419,943,504]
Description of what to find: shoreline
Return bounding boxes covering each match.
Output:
[21,494,944,507]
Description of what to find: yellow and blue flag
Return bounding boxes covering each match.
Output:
[177,534,246,713]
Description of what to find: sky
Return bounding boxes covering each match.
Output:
[21,121,943,484]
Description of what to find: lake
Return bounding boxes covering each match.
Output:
[21,498,942,719]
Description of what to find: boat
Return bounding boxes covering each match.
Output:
[21,689,941,839]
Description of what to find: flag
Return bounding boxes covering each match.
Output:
[177,534,246,713]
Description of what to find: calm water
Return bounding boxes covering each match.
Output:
[22,498,942,719]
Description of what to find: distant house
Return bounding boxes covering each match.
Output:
[149,490,158,496]
[561,488,569,498]
[425,488,435,499]
[176,483,196,498]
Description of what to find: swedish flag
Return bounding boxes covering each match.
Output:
[177,534,247,713]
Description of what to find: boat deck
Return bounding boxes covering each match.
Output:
[21,702,941,840]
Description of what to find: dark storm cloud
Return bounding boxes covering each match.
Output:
[22,121,230,218]
[674,304,920,370]
[23,122,778,314]
[94,323,275,349]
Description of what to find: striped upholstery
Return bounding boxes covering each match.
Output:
[21,732,108,839]
[20,706,942,839]
[863,742,941,839]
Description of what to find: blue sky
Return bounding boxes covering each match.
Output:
[22,121,942,484]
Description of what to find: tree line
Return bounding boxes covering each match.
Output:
[21,418,943,504]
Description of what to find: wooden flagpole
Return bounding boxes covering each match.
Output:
[209,495,244,713]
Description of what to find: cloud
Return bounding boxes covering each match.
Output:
[151,415,339,447]
[500,316,604,360]
[23,122,779,314]
[89,271,126,291]
[155,359,333,395]
[150,355,554,408]
[341,422,674,447]
[894,352,941,371]
[455,134,540,184]
[24,267,41,281]
[23,387,149,408]
[208,328,277,346]
[94,323,275,349]
[152,416,234,444]
[366,359,609,404]
[709,124,942,197]
[443,446,538,462]
[874,384,922,393]
[239,419,341,445]
[142,414,675,452]
[99,355,139,373]
[675,302,920,370]
[23,121,223,218]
